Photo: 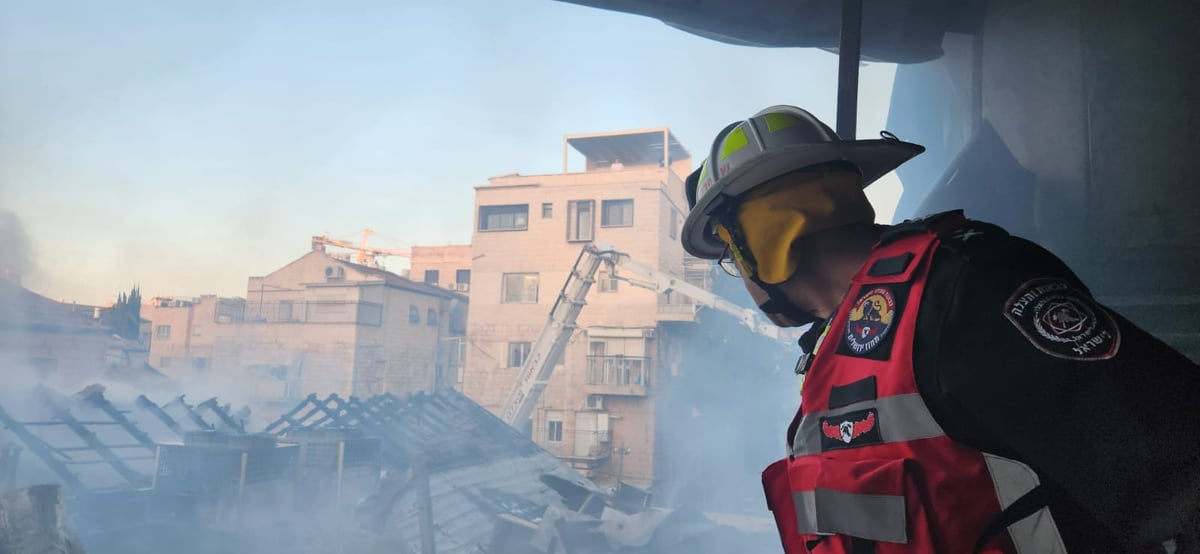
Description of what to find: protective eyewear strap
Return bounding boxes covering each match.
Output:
[715,210,757,278]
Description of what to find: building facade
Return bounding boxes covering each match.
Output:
[0,280,112,387]
[462,128,698,489]
[144,295,245,381]
[142,251,467,409]
[409,245,473,294]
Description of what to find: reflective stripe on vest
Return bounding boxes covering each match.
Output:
[763,217,1070,554]
[983,454,1069,554]
[792,394,945,457]
[794,488,908,543]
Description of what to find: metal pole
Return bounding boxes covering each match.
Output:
[836,0,864,139]
[336,440,346,506]
[414,450,437,554]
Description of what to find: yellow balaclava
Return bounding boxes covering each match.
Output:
[716,169,875,285]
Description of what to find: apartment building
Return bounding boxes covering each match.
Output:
[0,280,112,386]
[410,245,473,294]
[463,128,699,489]
[142,250,467,408]
[144,295,245,380]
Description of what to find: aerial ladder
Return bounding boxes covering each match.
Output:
[499,243,780,429]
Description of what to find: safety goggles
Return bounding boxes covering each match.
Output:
[715,219,757,280]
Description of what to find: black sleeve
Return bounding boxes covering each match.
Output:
[913,223,1200,551]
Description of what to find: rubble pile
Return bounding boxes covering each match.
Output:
[0,485,86,554]
[0,384,776,554]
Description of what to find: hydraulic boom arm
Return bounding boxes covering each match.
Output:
[498,243,779,429]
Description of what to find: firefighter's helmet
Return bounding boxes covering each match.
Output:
[681,105,925,259]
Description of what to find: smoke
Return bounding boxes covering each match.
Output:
[0,211,33,284]
[653,269,800,516]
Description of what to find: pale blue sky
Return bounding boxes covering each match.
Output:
[0,0,898,304]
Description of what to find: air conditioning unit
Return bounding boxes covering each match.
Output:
[455,283,470,292]
[324,266,345,280]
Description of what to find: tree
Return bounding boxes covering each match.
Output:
[104,286,142,341]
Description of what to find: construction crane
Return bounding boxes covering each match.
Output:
[311,228,411,268]
[499,243,780,429]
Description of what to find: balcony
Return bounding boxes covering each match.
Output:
[543,429,612,466]
[586,356,649,396]
[657,256,713,322]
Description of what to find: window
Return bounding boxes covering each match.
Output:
[478,204,529,231]
[502,273,539,304]
[567,200,595,242]
[427,308,439,327]
[155,325,171,340]
[278,300,293,321]
[424,270,440,286]
[597,270,618,293]
[456,269,471,285]
[192,325,204,337]
[409,304,420,323]
[192,357,209,370]
[542,202,553,218]
[670,208,679,239]
[546,413,564,442]
[508,342,532,367]
[159,357,172,368]
[602,199,634,227]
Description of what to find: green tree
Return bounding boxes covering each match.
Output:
[104,286,142,340]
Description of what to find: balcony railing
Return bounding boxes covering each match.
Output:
[586,356,649,393]
[542,429,612,463]
[586,356,648,386]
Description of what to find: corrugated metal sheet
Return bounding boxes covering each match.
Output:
[269,389,601,553]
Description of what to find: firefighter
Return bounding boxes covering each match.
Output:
[680,105,1200,553]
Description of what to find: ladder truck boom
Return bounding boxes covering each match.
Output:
[593,245,780,341]
[499,245,607,428]
[498,243,779,429]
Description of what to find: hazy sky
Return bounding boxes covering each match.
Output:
[0,0,900,304]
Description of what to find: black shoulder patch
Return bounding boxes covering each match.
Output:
[1004,278,1121,361]
[867,253,913,277]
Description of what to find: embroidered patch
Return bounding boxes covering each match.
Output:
[1004,278,1121,361]
[819,408,883,451]
[843,287,897,355]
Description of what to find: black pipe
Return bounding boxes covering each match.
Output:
[836,0,864,139]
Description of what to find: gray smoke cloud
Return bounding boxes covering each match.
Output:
[0,210,33,283]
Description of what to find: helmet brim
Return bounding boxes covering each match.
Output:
[681,139,924,259]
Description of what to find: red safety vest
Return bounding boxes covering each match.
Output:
[762,213,1068,554]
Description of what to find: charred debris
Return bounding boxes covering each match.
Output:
[0,384,775,554]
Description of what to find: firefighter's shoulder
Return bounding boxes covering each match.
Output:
[876,211,1014,266]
